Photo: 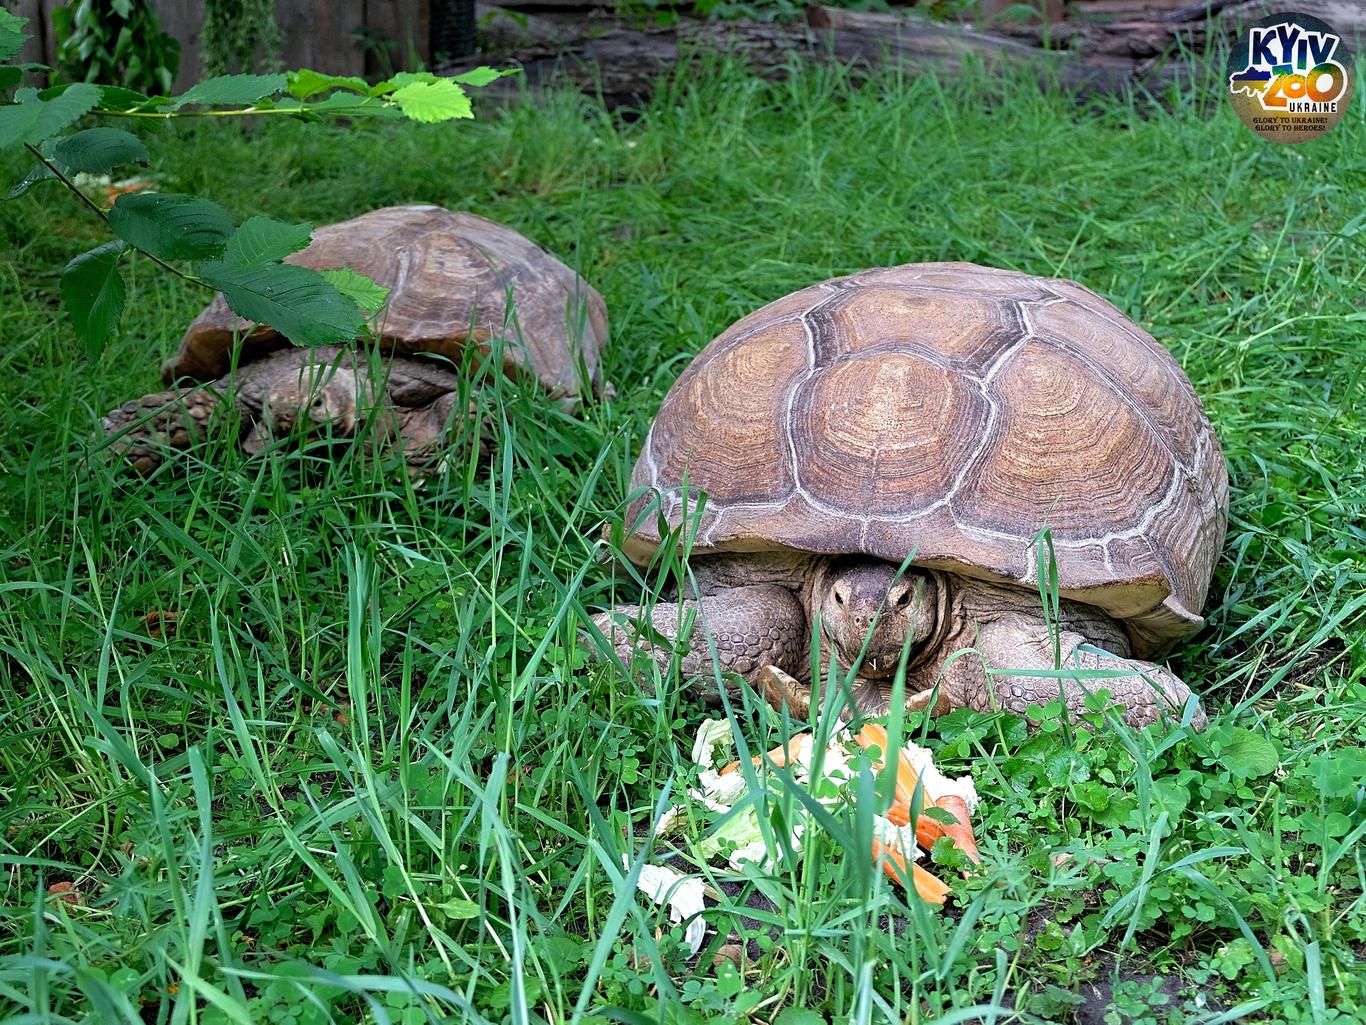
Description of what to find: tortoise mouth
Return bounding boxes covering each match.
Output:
[863,654,899,677]
[820,629,923,679]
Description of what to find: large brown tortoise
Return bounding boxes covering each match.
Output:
[102,205,609,472]
[594,262,1228,729]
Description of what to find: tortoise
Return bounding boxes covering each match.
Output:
[593,262,1228,729]
[102,205,610,472]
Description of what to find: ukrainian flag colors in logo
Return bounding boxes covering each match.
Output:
[1227,11,1354,143]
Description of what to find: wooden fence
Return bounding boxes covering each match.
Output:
[11,0,431,90]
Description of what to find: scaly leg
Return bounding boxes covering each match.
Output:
[391,394,488,472]
[101,388,223,474]
[591,585,806,692]
[936,615,1207,729]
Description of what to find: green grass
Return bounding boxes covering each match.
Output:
[1,57,1364,1025]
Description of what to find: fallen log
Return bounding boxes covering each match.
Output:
[991,0,1365,59]
[804,6,1158,94]
[460,3,1185,107]
[459,0,1358,109]
[1216,0,1366,39]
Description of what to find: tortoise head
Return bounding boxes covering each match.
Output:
[266,363,359,438]
[816,558,938,678]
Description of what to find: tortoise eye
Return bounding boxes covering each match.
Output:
[834,587,846,607]
[892,588,910,609]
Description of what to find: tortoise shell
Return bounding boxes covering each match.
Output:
[623,262,1228,648]
[162,205,609,408]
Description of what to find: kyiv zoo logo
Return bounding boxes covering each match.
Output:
[1227,11,1353,143]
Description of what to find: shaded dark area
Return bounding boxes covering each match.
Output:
[456,0,1366,109]
[432,0,478,62]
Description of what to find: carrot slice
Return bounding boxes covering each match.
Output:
[859,724,982,863]
[719,733,812,776]
[856,722,887,751]
[932,794,982,865]
[872,839,950,904]
[855,723,921,808]
[884,801,943,849]
[890,794,981,863]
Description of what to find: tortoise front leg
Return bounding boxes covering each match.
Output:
[390,394,489,472]
[935,615,1207,729]
[101,387,225,473]
[591,585,807,695]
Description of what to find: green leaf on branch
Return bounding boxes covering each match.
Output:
[0,83,100,150]
[368,71,433,97]
[0,9,27,63]
[320,268,390,314]
[38,82,167,112]
[373,68,508,96]
[53,127,149,173]
[171,73,287,109]
[222,216,313,267]
[286,69,369,100]
[451,67,509,87]
[93,85,161,111]
[0,67,20,90]
[62,241,128,356]
[197,261,364,347]
[4,161,57,200]
[306,92,394,116]
[389,79,473,123]
[108,192,234,262]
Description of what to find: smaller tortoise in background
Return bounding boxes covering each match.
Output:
[594,263,1228,729]
[102,205,609,472]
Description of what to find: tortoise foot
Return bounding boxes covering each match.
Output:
[101,388,223,473]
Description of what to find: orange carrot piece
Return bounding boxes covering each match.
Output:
[887,792,981,863]
[884,801,943,849]
[856,722,888,752]
[719,733,812,776]
[932,794,982,865]
[855,723,921,808]
[911,862,951,904]
[871,839,950,904]
[859,725,982,863]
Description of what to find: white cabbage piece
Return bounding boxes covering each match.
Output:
[902,740,979,813]
[630,860,707,955]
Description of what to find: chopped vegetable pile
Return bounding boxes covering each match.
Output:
[634,718,984,953]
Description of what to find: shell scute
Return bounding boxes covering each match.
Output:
[822,285,1021,370]
[791,351,990,518]
[1029,297,1202,465]
[647,320,807,510]
[954,339,1176,540]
